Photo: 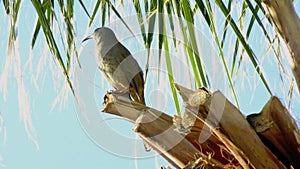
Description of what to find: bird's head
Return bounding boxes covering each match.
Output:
[82,27,118,45]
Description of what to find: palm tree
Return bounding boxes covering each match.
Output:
[1,0,299,168]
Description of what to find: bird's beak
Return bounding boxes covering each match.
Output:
[81,34,93,43]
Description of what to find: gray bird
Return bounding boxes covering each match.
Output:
[82,27,150,151]
[82,27,146,105]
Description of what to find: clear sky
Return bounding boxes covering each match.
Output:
[0,1,299,169]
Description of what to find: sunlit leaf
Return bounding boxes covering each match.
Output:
[205,0,239,107]
[163,26,180,116]
[182,0,208,87]
[172,0,201,88]
[157,0,164,81]
[144,0,157,80]
[2,0,9,14]
[102,1,107,26]
[220,0,232,47]
[165,0,176,47]
[78,0,91,18]
[215,0,272,95]
[133,0,147,43]
[89,0,101,27]
[31,0,75,96]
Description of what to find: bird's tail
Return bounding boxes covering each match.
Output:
[129,87,146,105]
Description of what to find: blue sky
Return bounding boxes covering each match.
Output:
[0,1,300,169]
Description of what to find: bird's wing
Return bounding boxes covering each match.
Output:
[117,44,145,105]
[99,43,130,89]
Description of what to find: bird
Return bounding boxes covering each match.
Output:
[82,27,150,151]
[82,27,146,105]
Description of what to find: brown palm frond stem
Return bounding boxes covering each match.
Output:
[101,83,299,169]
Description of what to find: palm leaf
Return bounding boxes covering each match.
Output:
[31,0,75,96]
[215,0,272,95]
[182,0,208,87]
